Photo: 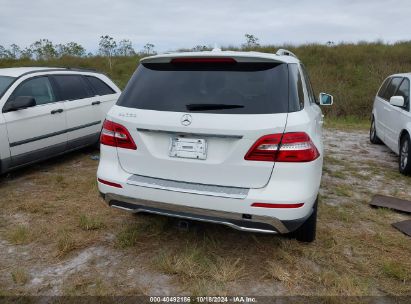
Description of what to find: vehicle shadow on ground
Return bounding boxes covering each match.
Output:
[0,146,100,182]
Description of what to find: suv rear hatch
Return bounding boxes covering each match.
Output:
[110,56,295,189]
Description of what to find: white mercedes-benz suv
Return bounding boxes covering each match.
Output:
[0,67,120,173]
[97,49,333,242]
[371,73,411,175]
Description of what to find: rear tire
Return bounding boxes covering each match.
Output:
[370,116,382,144]
[399,134,411,175]
[290,198,317,243]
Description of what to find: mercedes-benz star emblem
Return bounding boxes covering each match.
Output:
[181,114,192,126]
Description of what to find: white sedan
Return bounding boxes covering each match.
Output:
[371,73,411,174]
[0,67,121,173]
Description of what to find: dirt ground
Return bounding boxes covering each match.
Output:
[0,128,410,296]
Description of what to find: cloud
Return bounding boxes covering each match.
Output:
[0,0,409,52]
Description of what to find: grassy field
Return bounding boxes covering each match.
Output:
[0,127,410,296]
[1,42,411,119]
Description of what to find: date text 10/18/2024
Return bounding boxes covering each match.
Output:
[149,296,257,303]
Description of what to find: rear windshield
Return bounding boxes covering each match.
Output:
[117,62,294,114]
[0,76,16,97]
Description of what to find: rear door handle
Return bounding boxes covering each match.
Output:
[51,109,64,114]
[91,101,101,106]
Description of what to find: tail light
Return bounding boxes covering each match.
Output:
[244,134,282,162]
[245,132,319,162]
[100,120,137,150]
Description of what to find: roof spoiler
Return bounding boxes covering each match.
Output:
[276,49,298,59]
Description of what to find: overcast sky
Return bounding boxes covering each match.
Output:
[0,0,410,53]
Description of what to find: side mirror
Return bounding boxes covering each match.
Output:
[390,96,405,108]
[6,96,36,112]
[319,92,333,106]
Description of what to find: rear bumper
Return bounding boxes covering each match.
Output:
[97,145,322,234]
[103,193,312,234]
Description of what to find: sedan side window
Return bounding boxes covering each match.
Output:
[377,78,391,98]
[53,75,93,101]
[382,77,402,100]
[395,78,410,111]
[9,77,55,106]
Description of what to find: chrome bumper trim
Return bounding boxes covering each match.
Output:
[127,174,249,199]
[105,193,289,234]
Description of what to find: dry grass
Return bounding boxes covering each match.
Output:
[11,268,29,285]
[78,214,105,231]
[7,225,30,245]
[116,223,141,248]
[56,229,77,257]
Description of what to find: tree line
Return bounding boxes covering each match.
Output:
[0,33,263,60]
[0,35,157,61]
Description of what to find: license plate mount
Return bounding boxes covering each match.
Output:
[169,137,207,160]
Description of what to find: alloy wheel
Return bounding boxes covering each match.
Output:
[401,139,409,170]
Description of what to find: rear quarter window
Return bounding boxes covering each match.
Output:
[288,64,304,111]
[86,76,115,96]
[117,62,289,114]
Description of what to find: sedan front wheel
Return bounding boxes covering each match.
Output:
[399,134,411,175]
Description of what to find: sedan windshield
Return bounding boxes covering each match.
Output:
[0,76,15,97]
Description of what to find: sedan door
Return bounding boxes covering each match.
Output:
[385,78,410,153]
[379,77,403,144]
[51,74,101,149]
[373,77,391,142]
[3,76,67,167]
[84,75,120,124]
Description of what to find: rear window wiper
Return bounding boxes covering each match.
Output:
[186,103,244,111]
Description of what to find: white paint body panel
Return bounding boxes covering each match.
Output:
[372,74,411,155]
[0,67,121,171]
[98,50,325,224]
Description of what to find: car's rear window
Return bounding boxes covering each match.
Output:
[117,62,292,114]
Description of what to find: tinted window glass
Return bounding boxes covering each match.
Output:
[300,65,316,104]
[117,62,289,114]
[0,76,15,97]
[288,64,304,111]
[10,77,55,105]
[53,75,93,101]
[86,76,115,95]
[377,78,391,98]
[395,78,410,110]
[382,77,402,100]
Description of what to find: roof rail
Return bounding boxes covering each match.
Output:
[15,67,102,79]
[276,49,298,58]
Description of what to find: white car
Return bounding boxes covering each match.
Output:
[371,74,411,175]
[0,67,120,173]
[97,49,333,242]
